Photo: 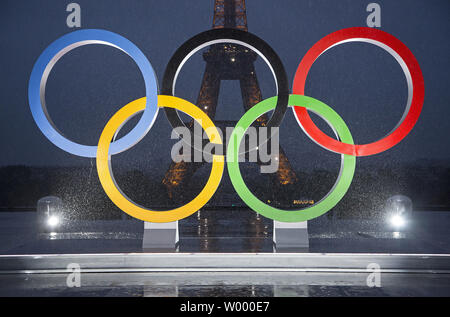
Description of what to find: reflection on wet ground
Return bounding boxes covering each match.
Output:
[2,210,450,296]
[180,209,273,252]
[1,272,450,297]
[2,209,450,254]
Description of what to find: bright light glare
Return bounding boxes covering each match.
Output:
[47,216,59,227]
[390,214,405,227]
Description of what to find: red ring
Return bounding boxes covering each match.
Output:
[292,27,424,156]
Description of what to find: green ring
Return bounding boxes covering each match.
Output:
[226,94,356,222]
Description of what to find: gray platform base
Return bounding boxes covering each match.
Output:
[2,253,450,273]
[273,220,309,252]
[142,221,179,252]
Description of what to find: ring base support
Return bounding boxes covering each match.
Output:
[273,220,309,253]
[142,221,179,252]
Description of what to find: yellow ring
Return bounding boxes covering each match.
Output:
[96,95,224,223]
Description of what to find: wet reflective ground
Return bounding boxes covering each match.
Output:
[1,272,450,297]
[1,210,450,254]
[180,209,273,252]
[1,210,450,296]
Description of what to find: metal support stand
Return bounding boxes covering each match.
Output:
[142,221,179,252]
[273,220,309,252]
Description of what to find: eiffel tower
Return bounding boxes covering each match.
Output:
[162,0,298,252]
[162,0,297,252]
[163,0,297,199]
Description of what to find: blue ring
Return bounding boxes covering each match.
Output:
[28,29,159,157]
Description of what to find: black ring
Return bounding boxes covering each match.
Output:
[162,28,289,154]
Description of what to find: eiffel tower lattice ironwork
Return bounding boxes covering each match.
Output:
[163,0,298,202]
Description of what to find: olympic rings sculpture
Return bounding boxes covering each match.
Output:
[28,27,424,223]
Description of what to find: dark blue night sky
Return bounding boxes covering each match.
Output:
[0,0,449,179]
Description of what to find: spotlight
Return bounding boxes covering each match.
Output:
[385,195,412,232]
[37,196,64,234]
[390,214,405,228]
[47,215,59,227]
